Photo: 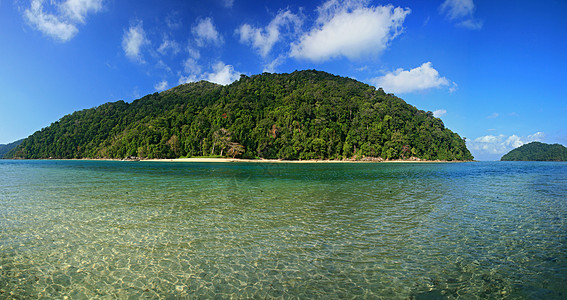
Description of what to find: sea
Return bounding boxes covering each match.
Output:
[0,160,565,299]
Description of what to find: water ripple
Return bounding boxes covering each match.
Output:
[0,160,565,298]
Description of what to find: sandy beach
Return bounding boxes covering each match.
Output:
[143,157,468,163]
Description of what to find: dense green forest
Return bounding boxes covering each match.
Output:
[0,139,23,158]
[6,70,473,161]
[501,142,567,161]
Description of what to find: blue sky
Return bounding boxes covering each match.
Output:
[1,0,566,160]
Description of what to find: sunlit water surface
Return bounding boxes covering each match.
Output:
[0,160,565,299]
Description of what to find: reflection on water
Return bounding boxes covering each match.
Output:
[0,160,566,298]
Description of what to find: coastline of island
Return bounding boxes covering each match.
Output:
[4,157,474,163]
[5,155,474,163]
[136,157,473,163]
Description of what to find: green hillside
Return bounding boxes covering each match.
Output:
[7,70,473,161]
[0,139,23,158]
[501,141,567,161]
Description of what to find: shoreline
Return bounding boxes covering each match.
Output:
[4,157,474,163]
[147,158,469,163]
[88,157,472,163]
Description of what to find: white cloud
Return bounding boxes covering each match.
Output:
[448,82,458,93]
[156,60,172,73]
[290,0,410,62]
[486,112,499,119]
[122,21,149,62]
[178,74,198,85]
[468,132,545,156]
[370,62,452,94]
[154,80,168,91]
[440,0,473,20]
[23,0,101,42]
[187,47,200,60]
[433,109,447,118]
[61,0,102,23]
[183,58,201,75]
[24,0,78,42]
[237,10,302,58]
[204,62,241,85]
[458,18,483,30]
[527,132,545,141]
[440,0,483,30]
[192,17,223,47]
[178,48,203,84]
[263,55,286,73]
[157,37,180,55]
[179,61,241,86]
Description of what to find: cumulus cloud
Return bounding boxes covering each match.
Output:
[178,74,197,85]
[23,0,101,42]
[237,10,302,58]
[468,132,545,156]
[371,62,453,94]
[179,61,241,86]
[122,21,149,62]
[192,17,223,47]
[290,0,410,62]
[433,109,447,118]
[440,0,483,30]
[154,80,168,91]
[204,62,241,85]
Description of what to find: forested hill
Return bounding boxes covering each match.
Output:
[0,139,23,158]
[7,70,473,161]
[501,142,567,161]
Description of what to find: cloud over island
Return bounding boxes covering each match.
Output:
[371,62,455,94]
[290,1,410,62]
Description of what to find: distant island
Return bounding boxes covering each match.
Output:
[501,141,567,161]
[0,139,23,158]
[5,70,473,161]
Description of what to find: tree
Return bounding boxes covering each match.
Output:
[212,128,231,156]
[227,142,245,158]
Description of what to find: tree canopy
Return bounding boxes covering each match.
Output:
[0,139,23,158]
[501,142,567,161]
[6,70,473,161]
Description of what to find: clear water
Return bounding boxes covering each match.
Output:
[0,160,565,299]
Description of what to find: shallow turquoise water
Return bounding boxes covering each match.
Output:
[0,160,565,299]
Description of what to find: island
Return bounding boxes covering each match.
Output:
[0,139,23,158]
[501,141,567,161]
[5,70,473,162]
